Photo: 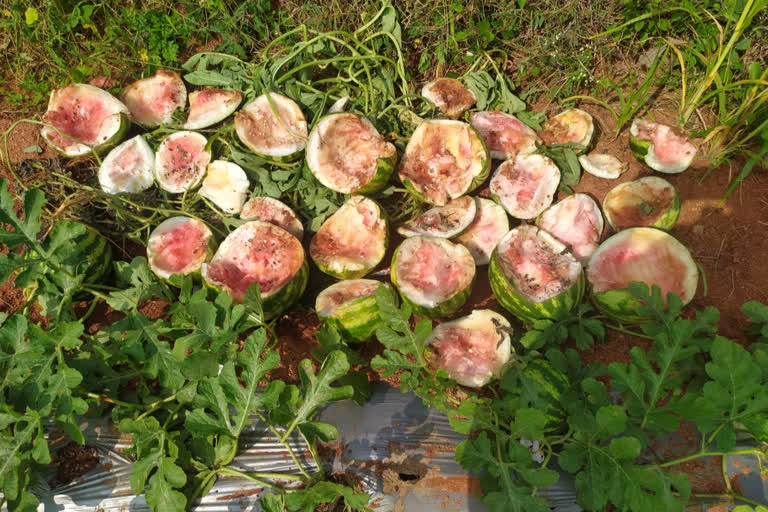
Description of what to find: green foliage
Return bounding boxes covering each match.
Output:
[521,302,605,350]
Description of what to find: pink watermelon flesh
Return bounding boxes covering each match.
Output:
[497,226,581,303]
[634,120,696,168]
[539,195,602,264]
[149,221,209,274]
[186,88,242,126]
[397,240,467,300]
[471,111,537,158]
[456,199,509,265]
[205,223,304,302]
[429,325,501,386]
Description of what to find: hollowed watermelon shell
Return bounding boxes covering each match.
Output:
[235,93,308,161]
[310,196,389,280]
[540,108,595,153]
[121,70,187,127]
[629,119,696,174]
[315,279,393,342]
[306,113,397,195]
[41,83,131,157]
[397,195,477,239]
[470,111,540,161]
[424,309,513,388]
[489,225,584,325]
[603,176,681,232]
[147,216,214,282]
[587,227,698,323]
[421,78,476,119]
[391,236,476,318]
[398,120,490,206]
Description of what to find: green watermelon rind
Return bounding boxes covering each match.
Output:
[400,124,491,205]
[390,240,475,318]
[352,153,398,195]
[489,246,585,326]
[318,283,395,343]
[513,359,569,432]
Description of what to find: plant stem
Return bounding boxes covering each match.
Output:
[85,392,136,409]
[659,447,764,468]
[136,393,179,421]
[216,467,284,490]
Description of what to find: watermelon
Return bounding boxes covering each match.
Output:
[629,119,696,174]
[199,160,250,214]
[397,195,477,239]
[202,221,308,319]
[603,176,681,231]
[41,83,130,157]
[489,154,560,220]
[424,309,513,388]
[121,70,187,127]
[315,279,392,342]
[309,196,388,280]
[538,193,604,265]
[154,131,212,193]
[235,93,308,159]
[455,198,510,266]
[98,135,155,195]
[587,227,698,323]
[540,108,594,152]
[578,152,628,179]
[24,221,113,301]
[183,88,243,130]
[391,236,476,318]
[511,359,569,432]
[470,111,540,161]
[421,78,476,119]
[489,225,584,325]
[147,216,213,281]
[398,120,490,206]
[241,197,304,240]
[306,113,397,195]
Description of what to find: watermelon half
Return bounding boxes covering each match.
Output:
[154,131,212,193]
[147,216,213,281]
[587,227,698,323]
[470,111,539,160]
[398,120,490,206]
[489,225,584,325]
[629,119,696,174]
[121,70,187,127]
[202,220,308,319]
[391,236,476,318]
[490,154,560,220]
[306,113,397,194]
[397,195,477,239]
[578,152,628,179]
[235,93,308,159]
[41,83,130,157]
[455,198,510,266]
[538,193,604,265]
[603,176,681,231]
[98,135,155,194]
[315,279,392,342]
[540,108,594,151]
[421,78,476,119]
[183,88,243,130]
[241,197,304,240]
[424,309,513,388]
[309,196,388,280]
[199,160,250,214]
